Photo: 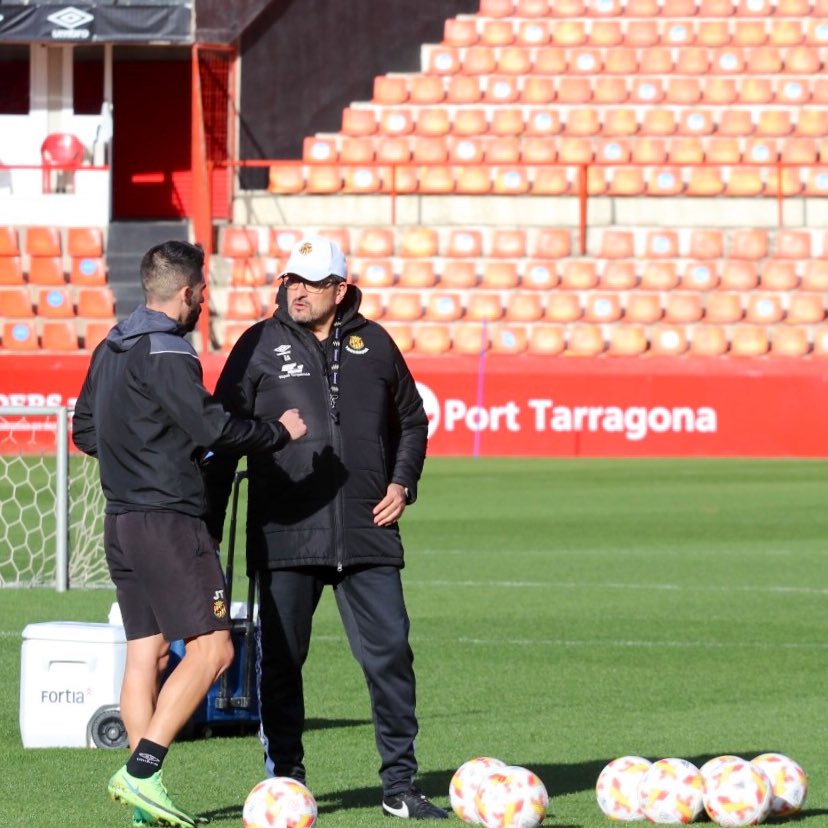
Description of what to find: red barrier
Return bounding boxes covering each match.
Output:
[1,354,827,457]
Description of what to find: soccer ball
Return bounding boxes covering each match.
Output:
[451,757,507,823]
[242,777,318,828]
[750,753,808,818]
[475,765,549,828]
[699,756,744,790]
[595,755,652,821]
[702,758,772,827]
[637,758,704,825]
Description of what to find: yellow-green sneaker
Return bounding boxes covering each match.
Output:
[108,765,196,828]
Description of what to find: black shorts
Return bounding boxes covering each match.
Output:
[104,511,232,642]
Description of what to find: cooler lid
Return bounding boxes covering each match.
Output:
[21,621,126,644]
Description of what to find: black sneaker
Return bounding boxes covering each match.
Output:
[383,786,449,820]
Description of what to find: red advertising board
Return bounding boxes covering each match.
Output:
[1,353,827,457]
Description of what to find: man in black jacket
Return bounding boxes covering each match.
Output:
[204,236,446,819]
[73,240,306,828]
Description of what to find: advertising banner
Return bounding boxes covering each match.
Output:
[1,354,827,457]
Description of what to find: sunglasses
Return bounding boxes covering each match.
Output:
[281,274,342,293]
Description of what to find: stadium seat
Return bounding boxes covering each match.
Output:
[220,227,259,258]
[492,166,530,195]
[446,229,482,259]
[545,291,582,322]
[491,229,527,259]
[625,292,663,324]
[650,324,688,356]
[481,261,520,290]
[455,167,492,195]
[786,294,825,325]
[584,293,622,323]
[705,292,744,323]
[489,323,528,354]
[401,227,440,258]
[413,324,451,354]
[560,260,598,290]
[759,260,799,291]
[356,228,395,258]
[453,322,490,355]
[0,286,34,317]
[358,291,384,320]
[385,291,423,321]
[599,230,634,259]
[37,287,74,318]
[231,257,268,287]
[373,76,408,106]
[497,47,532,75]
[341,108,377,136]
[83,320,112,350]
[505,292,544,321]
[303,136,338,163]
[689,229,725,260]
[608,325,648,356]
[730,229,769,260]
[441,261,478,289]
[268,164,305,193]
[2,320,38,350]
[356,259,395,288]
[222,289,261,321]
[69,256,107,286]
[527,323,565,355]
[41,319,79,351]
[599,260,638,290]
[664,292,703,324]
[399,260,436,288]
[690,325,729,357]
[343,166,383,194]
[645,230,680,259]
[566,324,605,356]
[745,294,784,324]
[425,292,464,322]
[730,325,769,357]
[383,323,414,353]
[76,287,116,319]
[25,226,62,257]
[802,261,828,292]
[0,256,23,285]
[770,326,810,358]
[466,293,504,322]
[0,226,20,256]
[409,75,445,105]
[425,47,461,75]
[681,261,720,290]
[640,262,679,291]
[67,227,103,258]
[522,260,559,289]
[460,46,497,75]
[28,256,66,285]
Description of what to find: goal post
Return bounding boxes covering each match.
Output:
[0,406,107,591]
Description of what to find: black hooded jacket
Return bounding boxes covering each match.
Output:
[72,305,290,516]
[203,283,428,573]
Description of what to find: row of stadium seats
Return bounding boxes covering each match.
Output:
[0,226,108,287]
[436,18,828,48]
[0,286,116,319]
[210,285,826,325]
[1,319,111,352]
[269,162,826,196]
[213,318,828,358]
[477,0,827,20]
[217,225,828,262]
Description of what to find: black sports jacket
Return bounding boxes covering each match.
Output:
[203,284,428,572]
[73,305,290,516]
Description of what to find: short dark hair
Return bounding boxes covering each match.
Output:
[141,240,205,303]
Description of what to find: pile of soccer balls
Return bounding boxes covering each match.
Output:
[450,757,549,828]
[596,753,807,826]
[242,777,318,828]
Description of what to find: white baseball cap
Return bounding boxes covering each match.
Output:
[279,236,347,283]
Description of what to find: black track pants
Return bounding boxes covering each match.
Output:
[257,565,419,795]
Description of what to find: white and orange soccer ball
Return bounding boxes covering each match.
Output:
[699,756,744,790]
[595,755,652,821]
[242,777,318,828]
[750,753,808,819]
[702,757,772,827]
[637,758,704,825]
[450,757,508,823]
[474,765,549,828]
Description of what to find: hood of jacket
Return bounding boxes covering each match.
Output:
[106,305,182,352]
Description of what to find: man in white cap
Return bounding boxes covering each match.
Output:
[204,236,446,819]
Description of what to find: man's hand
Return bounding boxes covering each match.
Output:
[279,408,307,440]
[373,482,407,526]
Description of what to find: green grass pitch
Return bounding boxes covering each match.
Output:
[1,458,826,827]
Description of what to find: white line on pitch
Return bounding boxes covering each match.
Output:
[457,637,828,651]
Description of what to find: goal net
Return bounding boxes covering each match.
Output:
[0,406,108,589]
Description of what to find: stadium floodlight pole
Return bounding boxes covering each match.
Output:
[3,405,69,591]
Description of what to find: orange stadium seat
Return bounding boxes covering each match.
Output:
[221,227,259,258]
[67,227,103,258]
[425,292,464,322]
[560,260,598,290]
[385,292,423,321]
[664,292,703,324]
[303,136,337,163]
[453,322,489,355]
[625,292,664,324]
[498,47,532,75]
[373,76,408,106]
[461,46,497,75]
[28,256,66,285]
[358,291,384,321]
[413,324,451,355]
[231,257,268,287]
[398,261,436,289]
[650,324,688,356]
[446,229,482,259]
[425,47,461,75]
[599,260,638,290]
[356,228,395,258]
[522,260,559,289]
[356,259,395,289]
[466,293,504,322]
[70,256,107,286]
[530,167,569,196]
[545,291,582,322]
[759,260,799,291]
[705,292,744,323]
[528,324,565,355]
[489,324,528,354]
[689,229,725,260]
[341,108,377,136]
[383,323,414,353]
[37,287,74,318]
[608,325,648,356]
[0,226,20,256]
[730,229,769,260]
[640,262,679,291]
[41,320,79,351]
[731,325,769,357]
[489,112,524,138]
[770,326,809,358]
[306,165,342,193]
[25,226,61,257]
[505,292,544,321]
[401,227,439,259]
[584,293,622,323]
[443,18,478,47]
[720,260,759,291]
[83,320,112,350]
[599,230,635,259]
[481,261,520,290]
[2,320,38,350]
[441,261,478,289]
[683,262,718,291]
[222,289,261,321]
[786,294,825,325]
[690,325,729,357]
[0,256,23,285]
[745,294,784,324]
[0,286,33,317]
[566,323,605,356]
[268,164,305,194]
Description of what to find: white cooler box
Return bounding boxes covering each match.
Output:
[20,621,127,749]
